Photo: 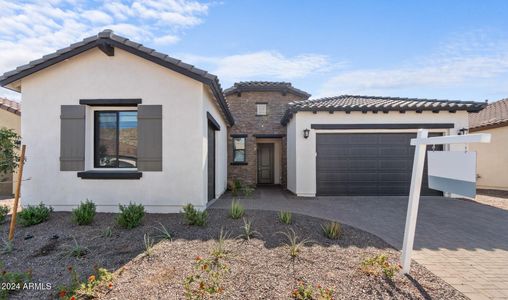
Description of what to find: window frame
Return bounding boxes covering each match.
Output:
[232,136,247,164]
[93,110,138,169]
[256,102,268,116]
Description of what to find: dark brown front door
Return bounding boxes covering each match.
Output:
[257,143,274,184]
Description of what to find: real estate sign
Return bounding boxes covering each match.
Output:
[427,151,477,198]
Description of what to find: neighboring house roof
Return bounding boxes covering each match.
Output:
[469,98,508,132]
[0,98,21,116]
[281,94,487,125]
[224,81,311,98]
[0,29,234,126]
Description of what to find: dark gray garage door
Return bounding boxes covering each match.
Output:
[316,133,442,196]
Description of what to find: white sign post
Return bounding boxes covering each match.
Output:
[400,129,491,274]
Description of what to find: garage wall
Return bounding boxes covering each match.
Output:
[469,126,508,190]
[288,110,469,197]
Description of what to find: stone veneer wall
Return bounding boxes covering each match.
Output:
[226,91,307,187]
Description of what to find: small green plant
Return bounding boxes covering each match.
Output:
[152,222,172,240]
[144,233,154,256]
[230,179,243,197]
[238,218,261,241]
[279,211,292,224]
[102,226,112,238]
[1,236,13,254]
[64,237,88,258]
[321,222,342,240]
[361,254,400,279]
[278,228,310,258]
[0,262,31,300]
[183,255,229,299]
[182,204,207,226]
[229,199,245,219]
[116,202,145,229]
[72,199,96,225]
[17,202,52,226]
[242,185,255,197]
[0,205,9,223]
[211,228,230,259]
[291,281,334,300]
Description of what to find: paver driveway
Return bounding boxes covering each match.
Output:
[211,187,508,300]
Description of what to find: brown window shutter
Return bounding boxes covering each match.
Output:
[60,105,86,171]
[137,105,162,171]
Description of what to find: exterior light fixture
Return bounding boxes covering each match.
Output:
[303,128,310,139]
[458,128,469,135]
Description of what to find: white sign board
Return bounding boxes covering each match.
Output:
[427,151,477,198]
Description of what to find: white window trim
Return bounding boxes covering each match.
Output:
[84,106,138,171]
[256,103,267,116]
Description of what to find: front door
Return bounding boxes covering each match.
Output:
[257,143,274,184]
[207,123,215,201]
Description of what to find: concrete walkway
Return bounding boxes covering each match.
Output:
[212,187,508,300]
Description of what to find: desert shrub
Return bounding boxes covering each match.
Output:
[279,211,292,224]
[102,226,112,238]
[152,222,172,240]
[230,179,243,197]
[242,186,255,197]
[361,254,400,279]
[17,202,52,227]
[116,202,145,229]
[291,281,334,300]
[229,199,245,219]
[211,228,230,259]
[182,204,207,226]
[72,199,96,225]
[238,218,261,241]
[58,265,113,300]
[321,222,342,240]
[0,205,9,223]
[144,233,154,256]
[0,128,20,175]
[1,236,13,254]
[184,255,229,299]
[0,262,31,300]
[278,228,310,258]
[64,237,88,258]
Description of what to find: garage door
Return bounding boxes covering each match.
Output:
[316,133,443,196]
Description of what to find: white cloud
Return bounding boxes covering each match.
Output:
[184,51,335,84]
[153,34,180,45]
[0,0,210,99]
[318,31,508,98]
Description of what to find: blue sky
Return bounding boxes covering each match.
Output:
[1,0,508,102]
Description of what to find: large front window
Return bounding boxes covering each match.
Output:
[94,111,137,168]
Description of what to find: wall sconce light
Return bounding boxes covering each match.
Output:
[458,128,468,135]
[303,128,310,139]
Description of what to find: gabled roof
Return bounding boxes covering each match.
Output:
[469,98,508,131]
[281,94,486,125]
[224,81,311,98]
[0,30,234,126]
[0,98,21,116]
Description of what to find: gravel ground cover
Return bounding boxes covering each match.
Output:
[1,208,466,299]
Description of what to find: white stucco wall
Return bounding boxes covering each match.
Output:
[287,110,469,196]
[20,48,227,212]
[469,126,508,190]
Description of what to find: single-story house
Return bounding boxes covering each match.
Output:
[0,30,486,212]
[0,98,21,196]
[469,98,508,190]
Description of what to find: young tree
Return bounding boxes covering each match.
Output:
[0,128,21,175]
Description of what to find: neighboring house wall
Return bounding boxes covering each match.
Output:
[226,91,306,187]
[287,111,469,197]
[20,48,227,212]
[0,108,21,195]
[469,126,508,190]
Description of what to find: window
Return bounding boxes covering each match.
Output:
[94,111,138,168]
[233,137,246,163]
[256,103,267,116]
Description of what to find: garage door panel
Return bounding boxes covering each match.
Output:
[316,133,442,196]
